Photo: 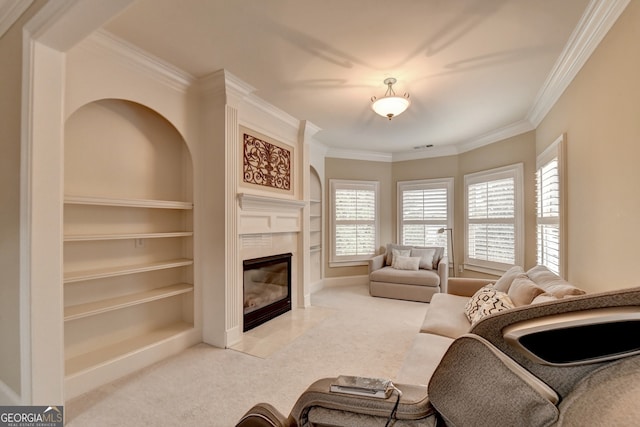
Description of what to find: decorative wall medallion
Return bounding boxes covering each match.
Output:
[243,132,291,190]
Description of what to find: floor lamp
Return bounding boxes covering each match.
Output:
[438,227,455,277]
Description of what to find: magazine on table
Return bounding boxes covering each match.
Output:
[330,375,394,399]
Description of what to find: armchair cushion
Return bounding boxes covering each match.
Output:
[370,267,440,287]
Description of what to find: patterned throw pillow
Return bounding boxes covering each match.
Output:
[471,292,515,325]
[464,285,497,322]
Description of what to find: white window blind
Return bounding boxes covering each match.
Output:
[398,178,453,255]
[330,180,379,264]
[537,135,565,276]
[464,164,523,273]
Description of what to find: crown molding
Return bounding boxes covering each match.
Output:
[0,0,33,38]
[323,119,534,163]
[391,144,459,162]
[302,120,322,140]
[527,0,631,126]
[457,119,535,154]
[85,29,195,93]
[326,147,393,163]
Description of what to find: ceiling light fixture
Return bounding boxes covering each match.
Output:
[371,77,410,120]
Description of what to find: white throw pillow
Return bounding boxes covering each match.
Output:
[410,248,436,270]
[392,255,421,271]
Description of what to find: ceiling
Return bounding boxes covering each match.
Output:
[103,0,592,157]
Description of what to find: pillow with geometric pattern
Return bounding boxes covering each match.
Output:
[471,291,515,325]
[464,285,498,322]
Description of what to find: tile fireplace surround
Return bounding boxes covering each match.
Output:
[236,193,306,343]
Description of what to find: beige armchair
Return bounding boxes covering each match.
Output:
[237,286,640,426]
[368,244,449,303]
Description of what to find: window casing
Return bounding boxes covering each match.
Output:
[537,134,566,276]
[397,178,454,257]
[464,164,524,274]
[330,180,379,266]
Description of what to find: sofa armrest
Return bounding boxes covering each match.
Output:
[368,253,386,274]
[446,277,493,297]
[437,256,449,293]
[290,378,435,427]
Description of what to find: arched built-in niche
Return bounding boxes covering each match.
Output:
[309,166,323,285]
[63,99,197,398]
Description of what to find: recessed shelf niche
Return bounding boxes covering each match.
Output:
[63,99,195,398]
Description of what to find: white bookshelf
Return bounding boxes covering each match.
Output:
[309,168,323,284]
[63,99,197,399]
[64,282,193,321]
[64,258,194,283]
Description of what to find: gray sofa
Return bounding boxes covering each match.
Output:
[238,266,640,426]
[368,244,448,303]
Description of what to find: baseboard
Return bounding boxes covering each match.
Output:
[309,279,325,294]
[0,379,21,405]
[321,275,368,288]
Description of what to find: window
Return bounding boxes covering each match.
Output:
[397,178,454,256]
[330,180,379,265]
[537,135,565,276]
[464,164,524,274]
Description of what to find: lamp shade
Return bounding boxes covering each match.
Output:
[371,95,410,119]
[371,77,410,120]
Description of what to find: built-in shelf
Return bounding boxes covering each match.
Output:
[64,231,193,242]
[64,283,193,321]
[64,195,193,210]
[63,100,197,400]
[309,169,322,284]
[64,258,193,283]
[65,322,193,378]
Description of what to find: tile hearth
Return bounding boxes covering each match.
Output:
[229,306,334,358]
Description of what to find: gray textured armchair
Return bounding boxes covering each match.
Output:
[237,287,640,427]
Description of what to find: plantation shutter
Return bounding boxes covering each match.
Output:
[536,135,565,276]
[398,179,453,254]
[464,164,523,273]
[331,180,379,264]
[467,178,515,264]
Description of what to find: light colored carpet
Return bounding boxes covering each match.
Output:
[65,283,429,426]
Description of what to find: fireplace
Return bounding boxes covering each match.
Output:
[243,253,292,331]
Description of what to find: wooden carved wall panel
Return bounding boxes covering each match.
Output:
[243,133,291,191]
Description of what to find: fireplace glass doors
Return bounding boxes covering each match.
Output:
[243,253,292,332]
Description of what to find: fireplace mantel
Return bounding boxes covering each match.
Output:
[238,193,306,211]
[237,193,306,234]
